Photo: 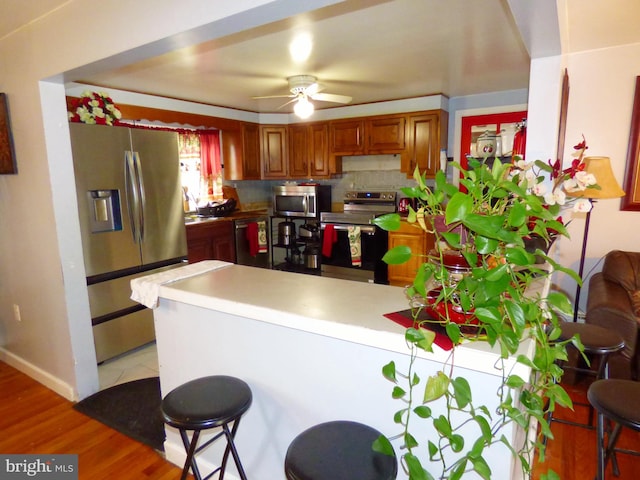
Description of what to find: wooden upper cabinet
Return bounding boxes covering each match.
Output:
[288,124,310,177]
[403,110,448,178]
[366,115,406,152]
[222,122,260,180]
[309,123,331,177]
[329,119,365,155]
[288,122,334,179]
[261,125,288,178]
[241,123,261,179]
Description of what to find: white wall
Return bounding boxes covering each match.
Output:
[550,43,640,313]
[0,0,340,401]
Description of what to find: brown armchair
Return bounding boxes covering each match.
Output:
[586,250,640,379]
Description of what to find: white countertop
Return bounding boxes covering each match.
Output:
[157,263,534,378]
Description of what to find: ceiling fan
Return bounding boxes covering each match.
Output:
[252,75,352,118]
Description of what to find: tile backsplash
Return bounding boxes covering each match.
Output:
[225,154,435,212]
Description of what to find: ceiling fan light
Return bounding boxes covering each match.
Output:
[294,97,314,119]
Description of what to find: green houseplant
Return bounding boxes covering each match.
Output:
[372,140,597,479]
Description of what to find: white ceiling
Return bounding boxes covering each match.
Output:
[4,1,640,115]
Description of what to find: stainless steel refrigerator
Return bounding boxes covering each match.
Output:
[70,122,187,363]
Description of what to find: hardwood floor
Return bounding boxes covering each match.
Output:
[532,377,640,479]
[2,360,640,479]
[0,361,185,480]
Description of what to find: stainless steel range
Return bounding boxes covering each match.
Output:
[320,191,396,284]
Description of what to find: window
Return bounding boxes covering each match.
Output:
[179,130,222,211]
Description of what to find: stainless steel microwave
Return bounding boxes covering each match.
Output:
[273,184,332,218]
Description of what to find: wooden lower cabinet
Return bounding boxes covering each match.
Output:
[387,220,434,287]
[186,220,235,263]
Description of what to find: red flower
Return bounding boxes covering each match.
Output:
[548,159,562,179]
[573,137,588,151]
[562,158,586,178]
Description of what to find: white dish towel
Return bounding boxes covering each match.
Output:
[130,260,232,309]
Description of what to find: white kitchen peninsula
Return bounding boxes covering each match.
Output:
[144,263,533,480]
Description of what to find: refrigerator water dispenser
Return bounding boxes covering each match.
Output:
[88,189,122,233]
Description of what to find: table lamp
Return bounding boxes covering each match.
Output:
[567,156,625,321]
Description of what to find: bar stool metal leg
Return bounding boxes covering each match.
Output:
[162,376,252,480]
[588,379,640,480]
[544,322,624,448]
[595,409,605,480]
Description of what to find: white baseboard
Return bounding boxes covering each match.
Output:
[0,347,76,401]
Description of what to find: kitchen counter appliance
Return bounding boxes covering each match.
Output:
[70,123,187,363]
[273,184,331,218]
[320,191,396,284]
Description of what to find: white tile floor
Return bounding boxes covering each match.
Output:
[98,342,159,390]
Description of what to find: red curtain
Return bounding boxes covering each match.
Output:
[199,130,221,178]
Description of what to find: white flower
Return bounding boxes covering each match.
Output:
[574,171,597,189]
[106,104,122,119]
[531,182,547,196]
[572,198,593,212]
[544,189,566,206]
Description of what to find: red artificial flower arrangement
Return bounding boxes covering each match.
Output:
[68,91,122,126]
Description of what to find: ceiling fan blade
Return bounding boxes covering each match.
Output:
[252,94,295,100]
[277,97,299,110]
[310,92,352,104]
[304,82,321,96]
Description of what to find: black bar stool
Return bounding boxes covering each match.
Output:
[284,420,397,480]
[161,375,252,480]
[558,322,625,380]
[588,379,640,480]
[545,322,624,436]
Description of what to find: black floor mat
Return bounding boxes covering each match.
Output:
[73,377,165,451]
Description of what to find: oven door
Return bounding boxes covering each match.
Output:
[320,223,388,284]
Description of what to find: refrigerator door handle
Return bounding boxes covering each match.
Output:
[124,151,141,244]
[133,151,146,242]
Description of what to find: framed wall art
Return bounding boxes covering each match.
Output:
[622,76,640,211]
[0,93,17,174]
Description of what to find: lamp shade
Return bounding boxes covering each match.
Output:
[567,156,625,199]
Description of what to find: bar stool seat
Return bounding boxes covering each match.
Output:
[162,375,252,480]
[544,322,625,443]
[284,421,397,480]
[588,379,640,479]
[558,323,625,379]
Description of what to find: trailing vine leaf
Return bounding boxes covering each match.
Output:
[451,377,472,409]
[372,434,395,456]
[382,361,397,383]
[414,405,432,418]
[472,456,492,480]
[433,415,453,437]
[392,386,407,399]
[375,143,593,478]
[373,212,401,231]
[383,245,412,264]
[424,372,450,402]
[404,452,433,480]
